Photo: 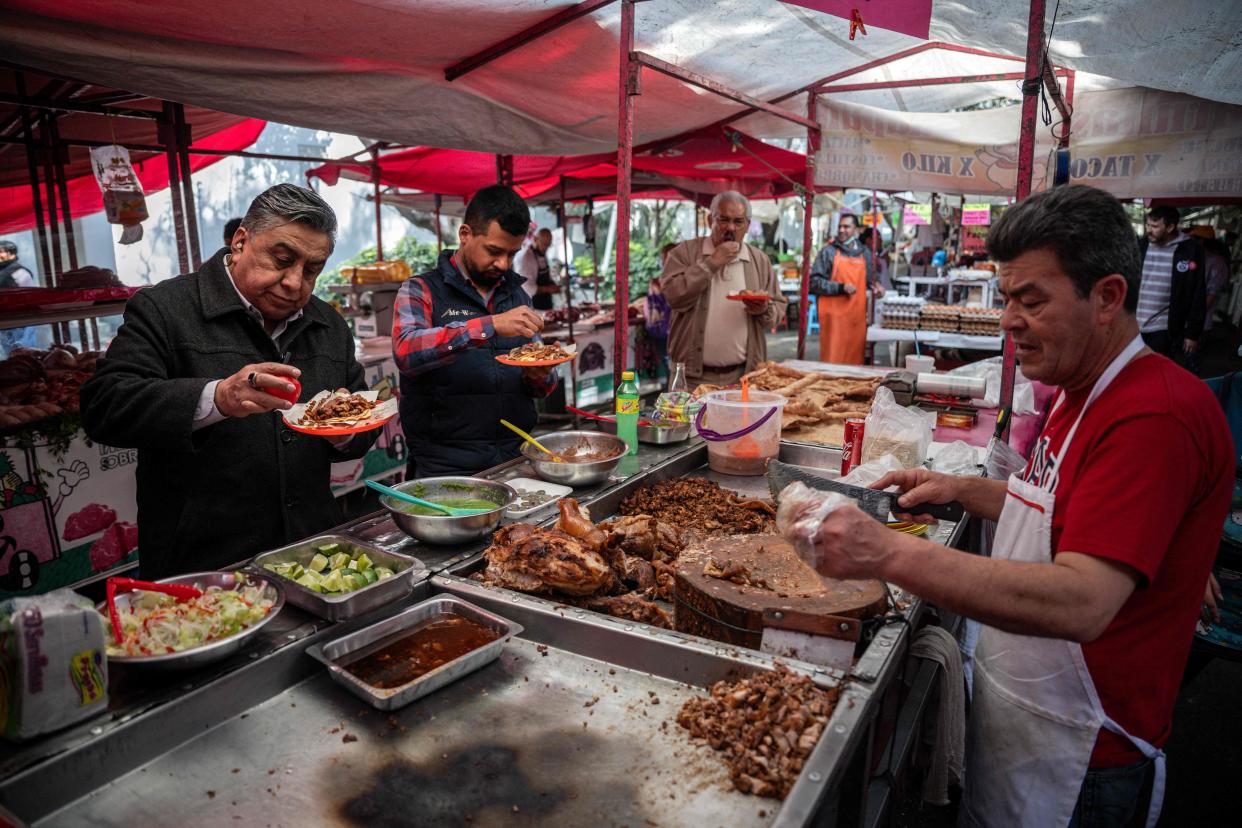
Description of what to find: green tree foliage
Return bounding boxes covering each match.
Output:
[315,236,440,301]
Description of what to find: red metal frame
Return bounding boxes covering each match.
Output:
[998,0,1050,435]
[444,0,617,82]
[816,69,1067,94]
[797,92,817,361]
[613,0,636,388]
[632,52,819,131]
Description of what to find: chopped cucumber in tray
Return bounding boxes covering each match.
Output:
[263,543,396,595]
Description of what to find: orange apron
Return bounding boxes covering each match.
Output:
[817,252,867,364]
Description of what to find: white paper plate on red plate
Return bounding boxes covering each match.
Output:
[281,390,399,436]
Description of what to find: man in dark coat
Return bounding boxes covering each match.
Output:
[81,184,378,578]
[392,185,557,476]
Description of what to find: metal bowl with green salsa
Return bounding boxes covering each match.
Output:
[380,477,516,545]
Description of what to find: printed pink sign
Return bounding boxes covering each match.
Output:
[780,1,933,40]
[962,204,992,225]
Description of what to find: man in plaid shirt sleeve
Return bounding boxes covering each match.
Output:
[392,185,559,476]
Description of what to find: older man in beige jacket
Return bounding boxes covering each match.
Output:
[661,191,786,388]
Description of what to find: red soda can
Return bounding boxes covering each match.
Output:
[841,418,866,476]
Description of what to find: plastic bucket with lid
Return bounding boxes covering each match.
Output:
[694,389,787,476]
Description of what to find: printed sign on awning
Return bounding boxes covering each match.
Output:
[814,88,1242,200]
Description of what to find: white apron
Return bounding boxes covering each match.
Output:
[961,335,1166,828]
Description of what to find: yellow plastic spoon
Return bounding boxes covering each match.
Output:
[500,419,565,463]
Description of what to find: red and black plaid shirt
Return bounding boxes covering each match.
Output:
[391,263,558,397]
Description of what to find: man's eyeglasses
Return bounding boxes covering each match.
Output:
[712,216,749,227]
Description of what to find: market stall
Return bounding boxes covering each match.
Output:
[0,420,976,825]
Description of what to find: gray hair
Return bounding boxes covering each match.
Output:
[241,184,338,250]
[709,190,751,220]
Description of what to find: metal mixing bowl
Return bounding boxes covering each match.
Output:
[521,430,627,487]
[101,571,284,671]
[637,421,692,445]
[381,476,516,545]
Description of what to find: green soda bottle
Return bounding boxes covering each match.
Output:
[616,370,640,456]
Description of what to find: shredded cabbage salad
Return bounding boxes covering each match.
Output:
[104,574,276,657]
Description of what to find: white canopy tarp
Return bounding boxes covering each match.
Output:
[2,1,1239,155]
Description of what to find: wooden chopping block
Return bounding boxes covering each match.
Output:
[673,534,888,648]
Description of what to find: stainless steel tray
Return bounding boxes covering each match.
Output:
[43,583,869,828]
[247,534,416,621]
[306,595,523,710]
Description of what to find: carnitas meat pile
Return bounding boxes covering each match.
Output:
[619,477,776,536]
[299,392,375,427]
[677,664,840,799]
[506,342,572,362]
[476,499,684,628]
[0,346,99,429]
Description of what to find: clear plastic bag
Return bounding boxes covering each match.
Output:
[840,453,906,489]
[90,144,148,244]
[931,440,982,476]
[775,481,851,571]
[860,386,935,469]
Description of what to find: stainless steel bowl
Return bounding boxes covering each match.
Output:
[521,430,627,487]
[381,477,516,545]
[637,421,692,445]
[100,571,284,672]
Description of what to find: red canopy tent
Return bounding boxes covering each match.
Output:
[306,127,807,204]
[0,117,265,234]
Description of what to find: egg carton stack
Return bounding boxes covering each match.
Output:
[879,296,924,330]
[919,304,961,333]
[958,307,1003,335]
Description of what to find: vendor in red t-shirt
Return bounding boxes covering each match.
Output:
[792,185,1232,828]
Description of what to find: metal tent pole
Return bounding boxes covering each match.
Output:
[612,0,637,388]
[372,152,383,259]
[16,75,51,284]
[560,177,579,410]
[47,118,78,271]
[434,194,443,254]
[797,92,818,361]
[160,102,191,276]
[1000,0,1049,438]
[174,104,202,268]
[39,116,63,285]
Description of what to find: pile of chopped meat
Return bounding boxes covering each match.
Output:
[506,342,572,362]
[474,499,685,626]
[703,557,769,590]
[619,478,776,537]
[677,664,840,799]
[299,392,375,426]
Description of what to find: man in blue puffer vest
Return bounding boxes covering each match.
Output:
[392,185,558,476]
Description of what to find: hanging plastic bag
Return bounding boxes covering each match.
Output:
[90,145,148,244]
[860,386,935,469]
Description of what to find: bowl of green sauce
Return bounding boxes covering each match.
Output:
[380,477,517,545]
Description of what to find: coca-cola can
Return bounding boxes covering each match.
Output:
[841,418,866,476]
